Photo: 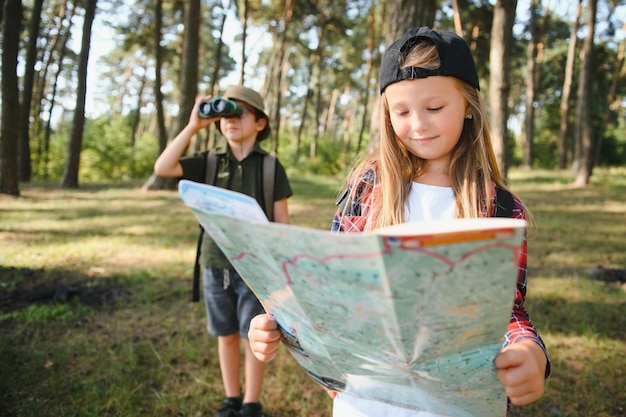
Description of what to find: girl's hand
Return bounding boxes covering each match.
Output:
[248,314,282,362]
[494,340,547,405]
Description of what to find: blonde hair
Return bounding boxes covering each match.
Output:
[346,40,521,231]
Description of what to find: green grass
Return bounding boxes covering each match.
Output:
[1,169,625,417]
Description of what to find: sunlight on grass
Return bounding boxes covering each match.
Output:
[1,170,625,417]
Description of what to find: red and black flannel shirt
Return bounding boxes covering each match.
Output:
[331,162,551,413]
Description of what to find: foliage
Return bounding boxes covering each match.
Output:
[8,1,626,190]
[37,115,160,182]
[1,170,625,416]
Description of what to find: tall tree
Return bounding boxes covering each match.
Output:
[558,0,582,169]
[266,0,294,154]
[356,0,377,154]
[143,0,200,190]
[522,0,540,170]
[368,0,438,151]
[595,22,625,167]
[489,0,517,178]
[18,0,44,182]
[61,0,98,188]
[239,0,248,84]
[0,0,22,196]
[154,0,167,154]
[176,0,201,135]
[573,0,597,186]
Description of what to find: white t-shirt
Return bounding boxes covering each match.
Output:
[333,392,445,417]
[333,181,455,417]
[404,181,455,222]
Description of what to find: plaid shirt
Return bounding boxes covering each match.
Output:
[332,162,551,411]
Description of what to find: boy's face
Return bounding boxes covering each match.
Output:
[220,101,266,145]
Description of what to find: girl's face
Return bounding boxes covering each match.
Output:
[220,101,266,144]
[385,76,467,169]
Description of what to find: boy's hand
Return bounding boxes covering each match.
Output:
[248,314,282,362]
[494,340,547,405]
[188,95,219,129]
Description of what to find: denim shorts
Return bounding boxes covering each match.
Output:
[202,267,265,338]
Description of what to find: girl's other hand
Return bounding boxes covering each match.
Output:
[248,314,282,362]
[494,340,547,405]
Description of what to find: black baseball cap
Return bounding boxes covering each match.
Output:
[379,27,480,94]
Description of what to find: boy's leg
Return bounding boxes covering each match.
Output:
[203,267,243,414]
[231,269,267,406]
[218,333,242,397]
[242,338,265,403]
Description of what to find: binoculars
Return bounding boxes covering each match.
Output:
[198,96,243,118]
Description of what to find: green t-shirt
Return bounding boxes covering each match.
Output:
[179,144,293,268]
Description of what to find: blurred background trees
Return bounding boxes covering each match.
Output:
[1,0,625,195]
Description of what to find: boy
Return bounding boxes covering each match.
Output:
[155,85,292,417]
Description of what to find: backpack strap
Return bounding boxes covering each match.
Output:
[493,186,514,218]
[192,150,221,302]
[205,149,220,184]
[192,151,276,301]
[262,154,276,221]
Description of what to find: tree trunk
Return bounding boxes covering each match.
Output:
[43,28,71,180]
[269,0,294,154]
[522,0,540,170]
[488,0,517,179]
[144,0,200,192]
[154,0,167,153]
[34,0,71,171]
[296,64,314,158]
[573,0,597,187]
[18,0,43,183]
[131,72,147,148]
[558,0,582,169]
[203,1,229,153]
[239,0,248,85]
[451,0,462,35]
[356,0,376,155]
[176,0,200,134]
[61,0,97,188]
[0,0,22,196]
[595,23,625,167]
[368,0,438,152]
[310,25,326,158]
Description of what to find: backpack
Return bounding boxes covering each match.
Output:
[493,186,514,218]
[191,150,276,302]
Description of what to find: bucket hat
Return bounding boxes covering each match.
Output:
[379,27,480,94]
[216,85,271,141]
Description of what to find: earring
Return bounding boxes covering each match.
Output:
[465,114,473,120]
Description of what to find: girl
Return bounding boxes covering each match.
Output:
[248,27,549,416]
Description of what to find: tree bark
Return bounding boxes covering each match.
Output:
[266,0,294,154]
[489,0,517,179]
[176,0,200,134]
[18,0,43,182]
[573,0,597,187]
[61,0,97,188]
[239,0,248,85]
[368,0,438,152]
[144,0,200,191]
[43,28,71,180]
[0,0,22,196]
[154,0,167,153]
[558,0,582,169]
[595,22,625,167]
[522,0,545,170]
[357,0,376,155]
